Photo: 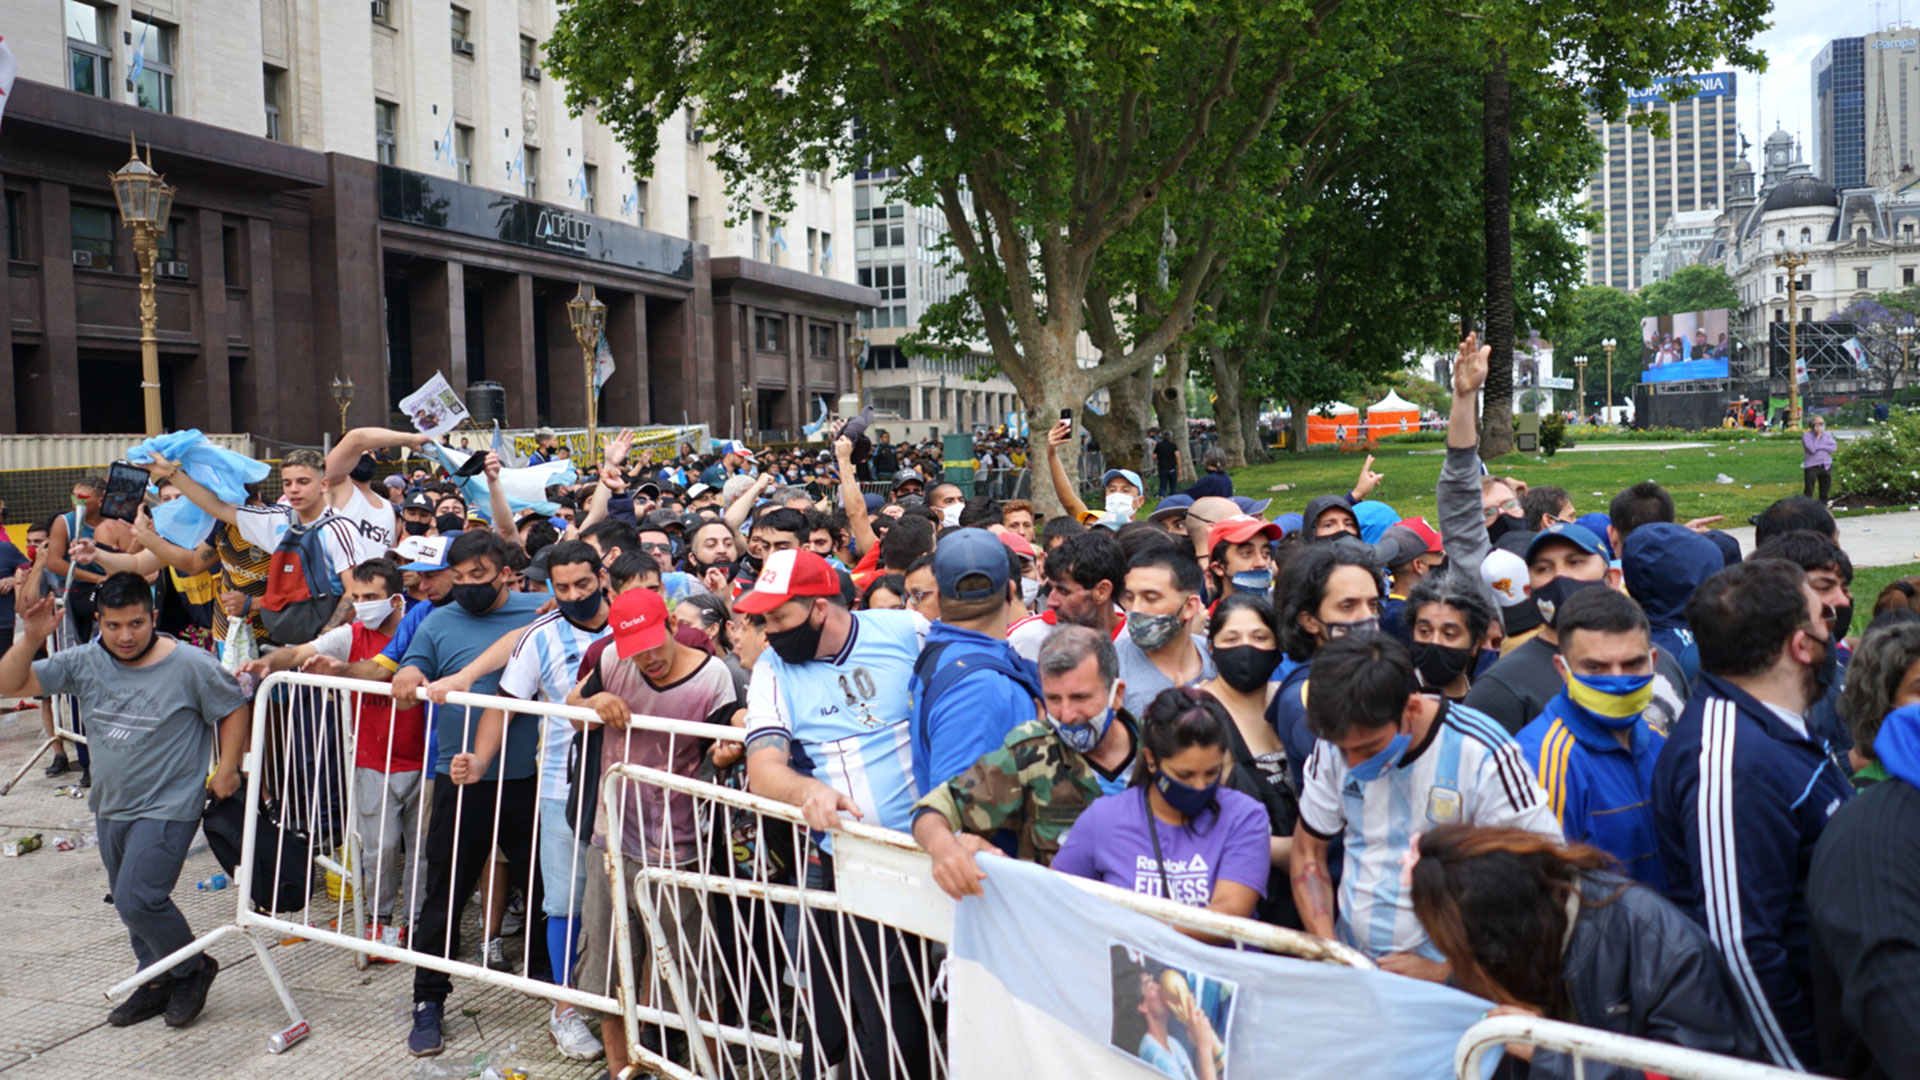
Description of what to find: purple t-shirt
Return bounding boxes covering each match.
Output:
[1052,786,1270,906]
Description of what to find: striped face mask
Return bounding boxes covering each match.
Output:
[1565,671,1653,730]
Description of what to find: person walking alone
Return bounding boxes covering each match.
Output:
[1801,416,1836,504]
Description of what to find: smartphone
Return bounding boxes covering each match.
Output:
[99,461,149,523]
[1059,407,1073,435]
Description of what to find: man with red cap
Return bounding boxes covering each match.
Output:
[1203,515,1283,601]
[563,587,743,1077]
[736,548,934,1079]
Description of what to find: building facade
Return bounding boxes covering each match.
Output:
[1585,72,1740,290]
[1,0,873,441]
[849,169,1024,438]
[1813,29,1920,194]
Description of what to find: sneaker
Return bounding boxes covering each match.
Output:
[162,955,219,1028]
[549,1005,605,1061]
[407,1001,444,1057]
[107,976,173,1027]
[500,890,526,937]
[43,753,69,778]
[477,936,509,971]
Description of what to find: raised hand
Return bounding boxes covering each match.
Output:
[482,450,502,481]
[1352,454,1384,500]
[1046,419,1073,449]
[1453,331,1490,397]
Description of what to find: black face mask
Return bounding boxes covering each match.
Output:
[1828,603,1854,642]
[451,580,502,615]
[402,519,431,536]
[101,629,160,664]
[1531,574,1606,626]
[349,455,377,484]
[436,513,465,534]
[1810,630,1838,697]
[766,608,825,664]
[1213,645,1281,693]
[1485,513,1520,542]
[555,588,603,626]
[1410,640,1476,690]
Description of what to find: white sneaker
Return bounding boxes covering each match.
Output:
[549,1005,604,1060]
[477,936,509,971]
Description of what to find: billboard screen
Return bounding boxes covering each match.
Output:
[1641,309,1731,383]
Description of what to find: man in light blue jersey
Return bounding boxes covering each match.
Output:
[1290,634,1559,982]
[738,549,936,1080]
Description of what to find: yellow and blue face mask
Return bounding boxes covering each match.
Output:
[1565,672,1653,730]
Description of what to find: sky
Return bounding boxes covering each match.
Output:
[1733,0,1906,166]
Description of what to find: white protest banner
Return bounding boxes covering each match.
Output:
[397,372,471,439]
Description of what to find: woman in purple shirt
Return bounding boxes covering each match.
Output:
[1054,688,1270,932]
[1801,414,1837,503]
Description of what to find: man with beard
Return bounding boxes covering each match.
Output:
[684,519,740,599]
[1652,559,1854,1071]
[1007,529,1128,662]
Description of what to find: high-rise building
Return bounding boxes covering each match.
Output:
[1585,72,1740,290]
[0,0,871,440]
[1814,37,1867,190]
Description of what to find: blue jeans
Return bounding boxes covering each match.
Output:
[97,816,202,978]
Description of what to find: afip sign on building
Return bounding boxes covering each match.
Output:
[947,858,1495,1080]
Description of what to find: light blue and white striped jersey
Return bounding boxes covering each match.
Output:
[499,609,606,803]
[745,609,930,846]
[1298,700,1560,960]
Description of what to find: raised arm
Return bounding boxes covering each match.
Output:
[1043,420,1090,521]
[835,434,877,557]
[1437,332,1502,613]
[725,473,777,546]
[0,596,56,698]
[326,427,429,496]
[149,459,239,527]
[43,513,106,584]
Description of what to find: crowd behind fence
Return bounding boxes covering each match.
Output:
[1,672,1792,1080]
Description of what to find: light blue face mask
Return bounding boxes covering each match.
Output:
[1230,568,1274,595]
[1348,730,1411,782]
[1050,683,1119,753]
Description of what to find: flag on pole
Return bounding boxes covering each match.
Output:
[594,329,616,391]
[821,236,833,270]
[771,226,789,251]
[0,36,15,131]
[512,146,526,184]
[127,19,150,93]
[437,117,455,168]
[489,420,524,468]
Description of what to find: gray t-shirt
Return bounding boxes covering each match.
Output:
[35,638,248,822]
[1114,633,1217,718]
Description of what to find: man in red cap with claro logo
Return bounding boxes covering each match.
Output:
[1203,514,1283,601]
[563,586,743,1077]
[736,548,935,1078]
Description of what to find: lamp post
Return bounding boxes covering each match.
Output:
[566,283,608,452]
[330,376,354,436]
[109,135,177,436]
[1573,355,1588,419]
[1899,324,1915,373]
[1774,244,1811,429]
[844,332,869,406]
[1600,339,1617,423]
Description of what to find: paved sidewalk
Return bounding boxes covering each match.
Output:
[1720,508,1920,568]
[0,708,609,1080]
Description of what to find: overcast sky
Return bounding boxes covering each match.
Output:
[1733,0,1905,166]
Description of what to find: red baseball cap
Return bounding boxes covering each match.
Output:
[1208,515,1283,546]
[732,549,842,615]
[1397,516,1444,555]
[609,588,670,658]
[997,530,1037,561]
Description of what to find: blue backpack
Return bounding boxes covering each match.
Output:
[260,516,343,645]
[910,640,1045,785]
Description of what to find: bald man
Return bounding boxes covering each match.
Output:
[1183,496,1244,574]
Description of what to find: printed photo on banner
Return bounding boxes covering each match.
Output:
[1108,942,1235,1080]
[398,371,472,438]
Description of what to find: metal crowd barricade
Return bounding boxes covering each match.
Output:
[102,671,745,1056]
[598,761,1372,1080]
[1454,1016,1813,1080]
[2,614,89,797]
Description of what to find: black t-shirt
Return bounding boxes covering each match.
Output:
[1154,439,1179,469]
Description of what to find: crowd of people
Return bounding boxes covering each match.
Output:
[2,329,1918,1079]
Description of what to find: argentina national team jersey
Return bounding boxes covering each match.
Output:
[1299,700,1561,960]
[746,609,929,849]
[498,610,607,803]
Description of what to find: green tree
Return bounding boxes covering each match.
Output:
[1639,263,1740,319]
[548,0,1410,511]
[1552,285,1646,414]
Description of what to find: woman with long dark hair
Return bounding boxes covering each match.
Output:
[1053,687,1270,928]
[1408,826,1763,1077]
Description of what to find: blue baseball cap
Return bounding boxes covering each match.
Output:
[396,532,461,572]
[932,527,1013,601]
[1100,468,1144,495]
[720,439,755,459]
[1229,495,1273,517]
[1525,522,1606,563]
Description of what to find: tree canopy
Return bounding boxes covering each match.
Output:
[1640,263,1741,319]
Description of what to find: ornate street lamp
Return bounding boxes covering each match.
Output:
[109,135,177,436]
[567,283,608,451]
[1600,339,1617,423]
[330,376,354,436]
[1898,324,1915,373]
[1774,242,1812,429]
[845,332,869,405]
[1573,355,1588,418]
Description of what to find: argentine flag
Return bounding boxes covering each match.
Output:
[127,19,149,93]
[594,329,616,392]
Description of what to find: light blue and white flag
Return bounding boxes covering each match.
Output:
[489,420,524,469]
[594,329,616,392]
[801,396,831,438]
[436,118,455,168]
[425,442,574,521]
[512,146,526,185]
[947,858,1494,1080]
[771,225,788,252]
[126,19,149,91]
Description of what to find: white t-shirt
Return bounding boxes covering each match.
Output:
[1298,700,1560,960]
[232,504,361,586]
[333,484,398,564]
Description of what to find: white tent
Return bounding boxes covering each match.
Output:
[1365,390,1418,415]
[1317,401,1358,415]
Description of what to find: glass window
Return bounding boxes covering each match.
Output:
[375,101,398,165]
[807,227,818,273]
[66,1,111,99]
[451,5,471,46]
[454,124,474,182]
[756,315,786,352]
[71,205,115,265]
[820,231,832,272]
[522,146,539,198]
[372,0,392,23]
[132,16,177,115]
[687,196,699,242]
[1857,268,1870,288]
[6,191,28,262]
[263,68,284,141]
[520,36,538,79]
[751,210,765,260]
[635,179,648,228]
[581,164,597,214]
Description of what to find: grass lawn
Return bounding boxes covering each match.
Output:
[1853,562,1920,612]
[1211,438,1822,527]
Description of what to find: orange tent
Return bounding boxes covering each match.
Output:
[1305,402,1360,446]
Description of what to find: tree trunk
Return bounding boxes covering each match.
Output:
[1209,347,1249,469]
[1009,356,1088,527]
[1240,397,1270,464]
[1479,49,1516,460]
[1086,368,1153,477]
[1153,345,1197,484]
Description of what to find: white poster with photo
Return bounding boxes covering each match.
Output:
[398,372,471,438]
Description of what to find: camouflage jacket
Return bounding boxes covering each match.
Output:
[913,712,1130,864]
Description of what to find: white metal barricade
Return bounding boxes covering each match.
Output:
[2,614,88,797]
[598,761,1373,1080]
[103,671,745,1058]
[1454,1016,1819,1080]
